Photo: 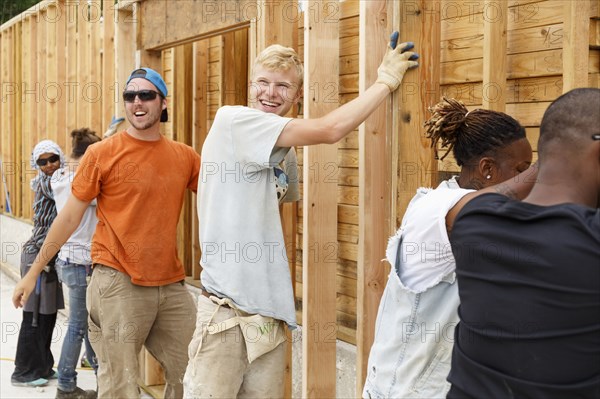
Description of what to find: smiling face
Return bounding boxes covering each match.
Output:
[36,152,61,176]
[124,78,166,131]
[249,66,301,117]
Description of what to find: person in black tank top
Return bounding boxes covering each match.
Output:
[448,88,600,398]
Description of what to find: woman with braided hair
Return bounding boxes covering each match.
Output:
[362,98,535,398]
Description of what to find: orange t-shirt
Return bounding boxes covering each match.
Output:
[72,131,200,286]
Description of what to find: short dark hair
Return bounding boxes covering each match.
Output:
[538,88,600,158]
[71,128,101,159]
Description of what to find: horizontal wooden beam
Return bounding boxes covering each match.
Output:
[140,0,257,50]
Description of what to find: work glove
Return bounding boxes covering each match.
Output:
[376,31,419,92]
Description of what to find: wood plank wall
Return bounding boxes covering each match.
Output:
[0,0,132,220]
[439,0,600,173]
[2,0,598,353]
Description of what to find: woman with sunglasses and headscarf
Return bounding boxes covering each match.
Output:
[11,140,65,388]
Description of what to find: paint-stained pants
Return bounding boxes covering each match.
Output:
[87,265,196,398]
[183,295,286,398]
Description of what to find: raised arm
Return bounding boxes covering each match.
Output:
[446,163,539,232]
[276,40,419,147]
[12,194,90,308]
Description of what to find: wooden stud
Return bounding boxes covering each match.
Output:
[174,43,194,275]
[302,1,339,397]
[21,17,33,219]
[66,0,78,136]
[28,15,39,215]
[89,0,102,134]
[1,27,16,216]
[14,22,23,218]
[191,39,209,281]
[389,0,401,234]
[77,0,91,128]
[394,1,440,230]
[102,0,117,135]
[252,3,296,396]
[41,2,59,148]
[37,9,48,141]
[482,0,507,111]
[563,0,591,91]
[115,8,136,120]
[356,0,388,395]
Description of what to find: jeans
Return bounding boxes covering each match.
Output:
[56,259,98,392]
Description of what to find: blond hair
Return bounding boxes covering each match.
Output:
[252,44,304,86]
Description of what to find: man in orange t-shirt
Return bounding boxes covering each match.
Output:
[13,68,200,399]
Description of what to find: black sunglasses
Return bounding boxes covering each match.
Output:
[122,90,162,103]
[592,134,600,141]
[36,154,60,166]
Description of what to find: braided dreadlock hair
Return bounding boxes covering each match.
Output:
[424,98,525,167]
[70,127,101,159]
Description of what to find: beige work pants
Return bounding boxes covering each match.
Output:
[87,265,196,398]
[183,295,287,398]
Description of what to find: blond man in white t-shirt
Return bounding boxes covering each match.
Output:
[185,35,419,398]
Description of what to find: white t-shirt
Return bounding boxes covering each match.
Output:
[198,106,297,327]
[392,177,474,292]
[52,167,98,265]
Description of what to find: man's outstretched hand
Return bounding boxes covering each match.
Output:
[377,31,419,92]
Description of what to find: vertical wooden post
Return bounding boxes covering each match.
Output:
[482,0,507,111]
[46,5,59,146]
[13,23,23,218]
[388,0,401,234]
[114,6,135,119]
[356,0,388,395]
[394,1,440,229]
[102,0,117,135]
[55,0,67,148]
[222,30,248,106]
[253,2,297,397]
[66,0,78,136]
[37,9,48,138]
[77,0,91,128]
[174,43,194,275]
[192,39,209,281]
[302,1,339,397]
[5,25,19,216]
[21,17,34,219]
[563,0,590,91]
[89,0,103,133]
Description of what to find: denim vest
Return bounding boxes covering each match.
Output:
[363,180,469,399]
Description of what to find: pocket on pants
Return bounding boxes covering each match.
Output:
[187,296,216,359]
[93,266,121,297]
[87,313,103,355]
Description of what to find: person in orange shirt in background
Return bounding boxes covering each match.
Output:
[12,68,201,399]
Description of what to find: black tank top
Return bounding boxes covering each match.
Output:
[448,193,600,398]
